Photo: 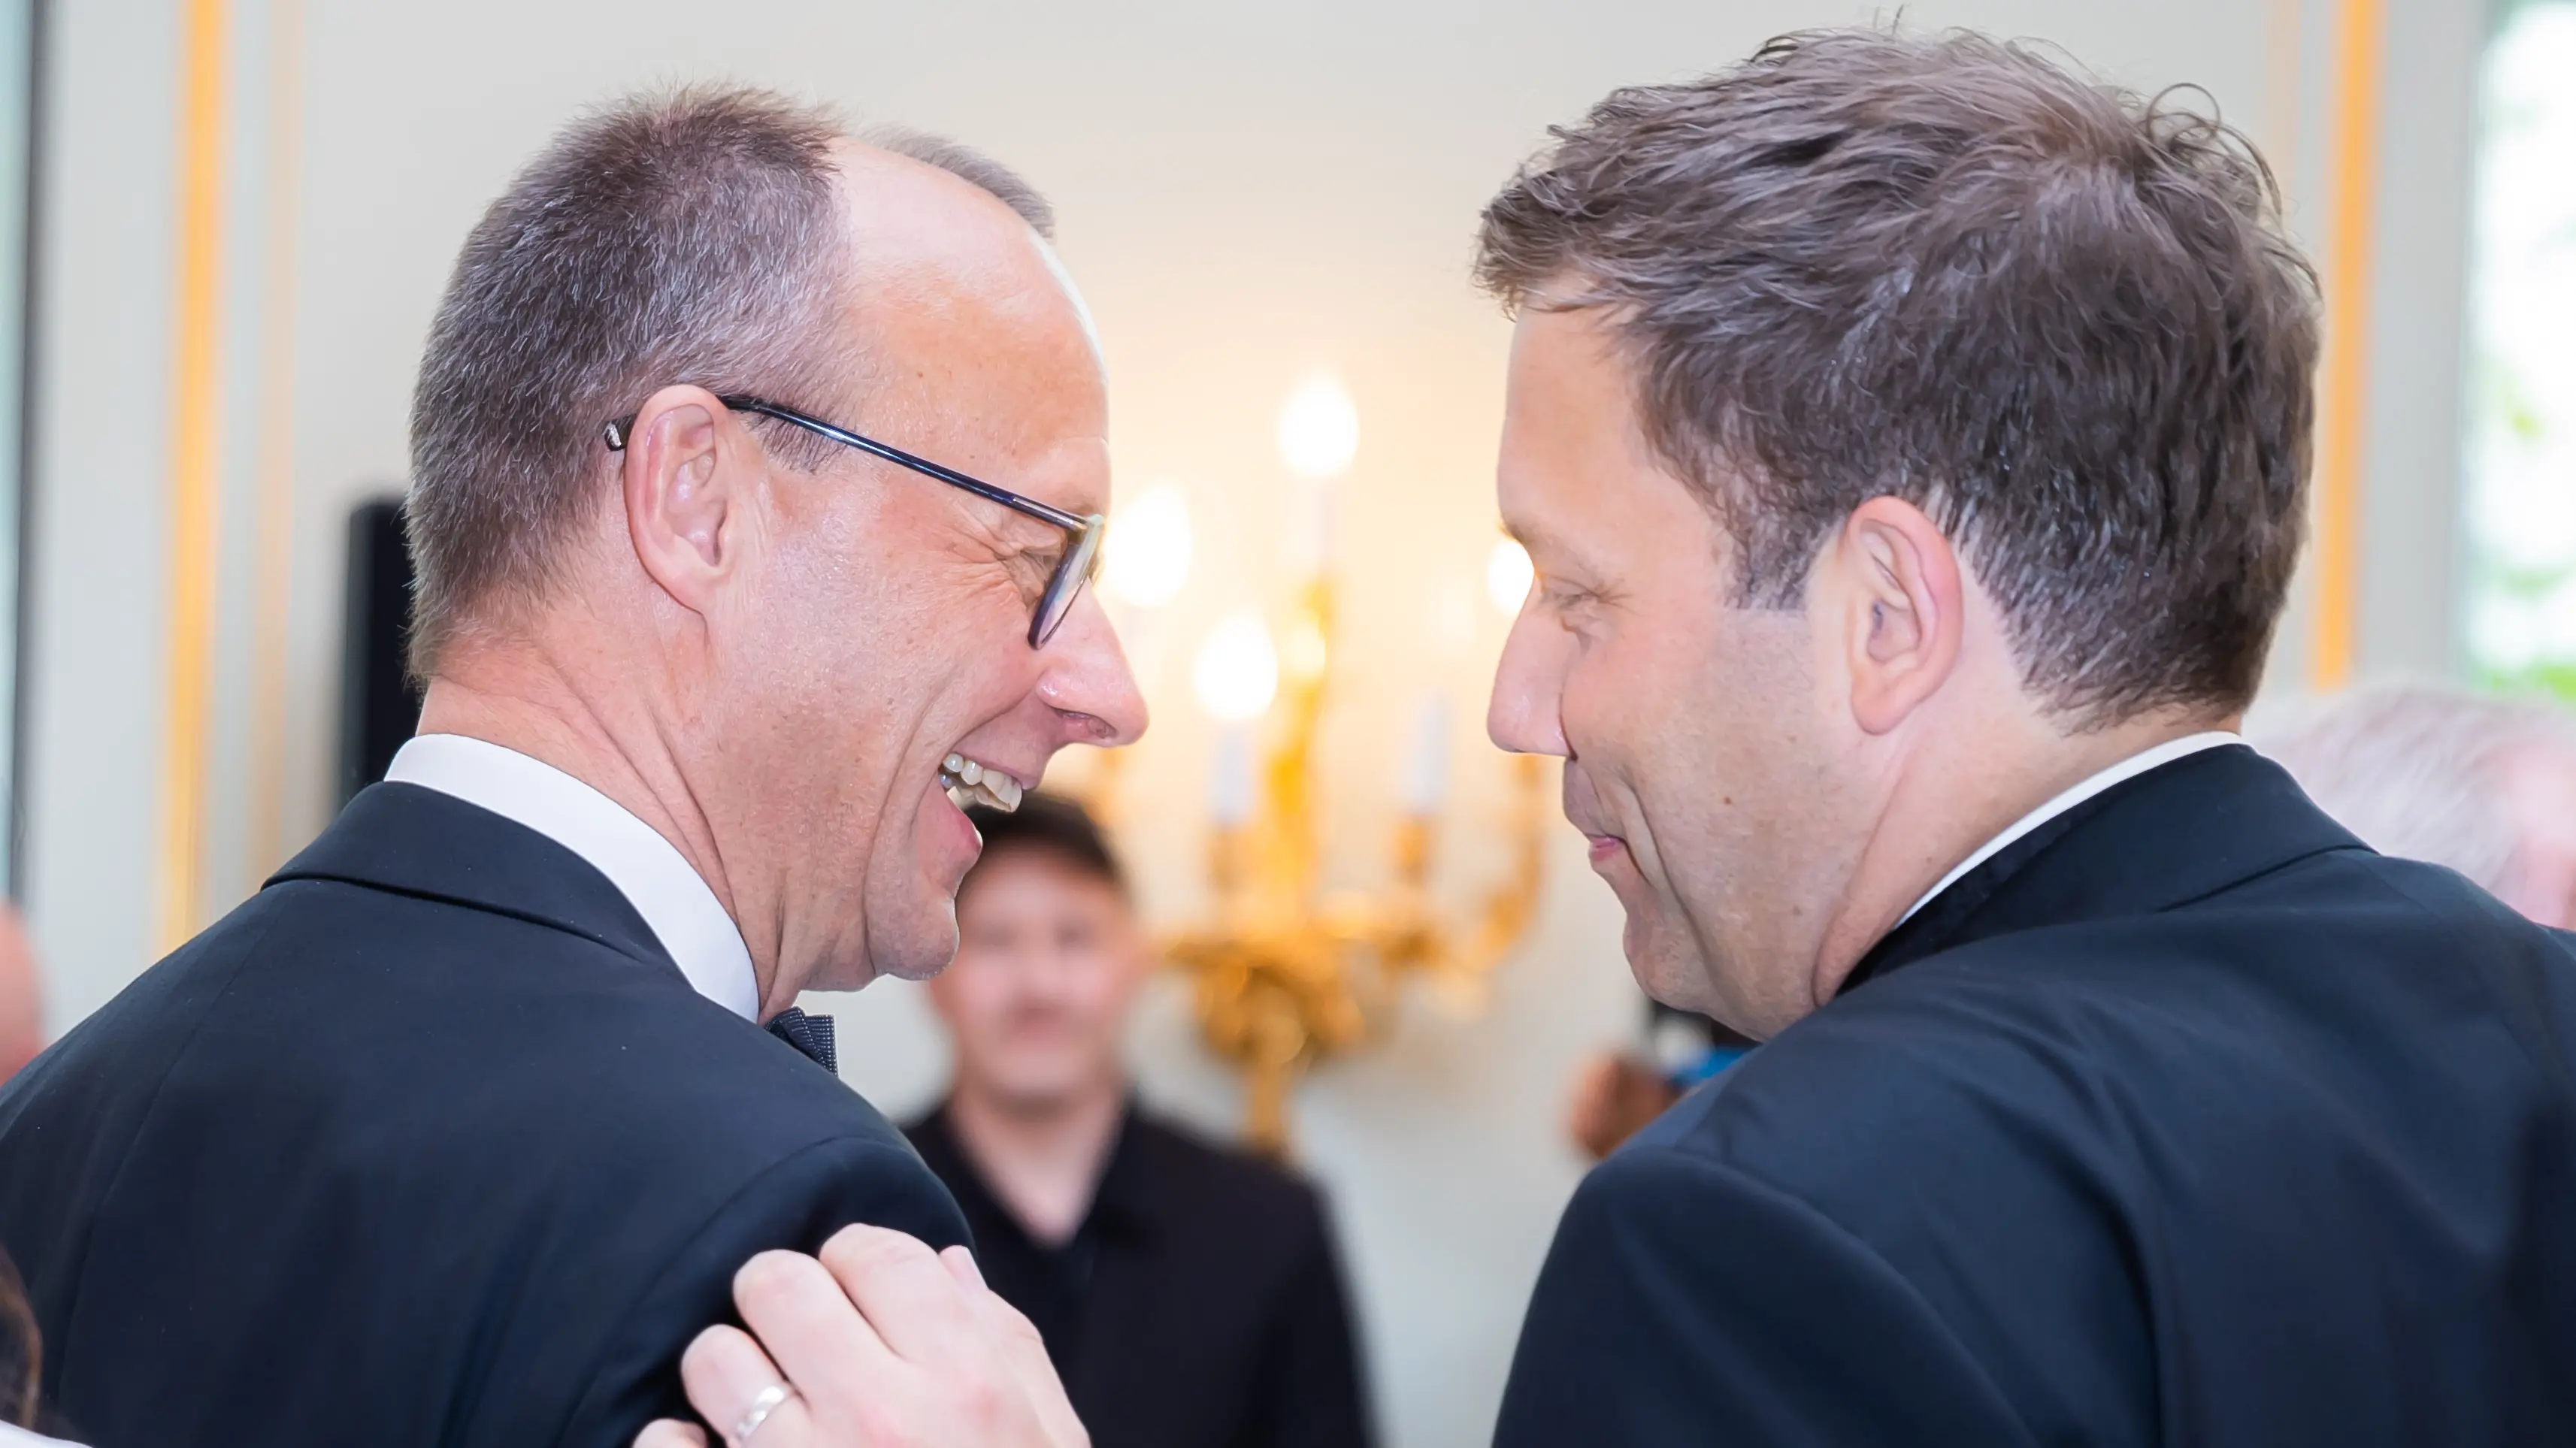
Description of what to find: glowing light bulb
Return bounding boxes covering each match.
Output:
[1194,614,1279,723]
[1102,485,1194,609]
[1487,537,1534,616]
[1276,374,1359,479]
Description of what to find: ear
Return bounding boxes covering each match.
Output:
[618,385,758,617]
[1829,495,1964,737]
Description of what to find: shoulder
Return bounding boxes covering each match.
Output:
[40,869,949,1232]
[1638,843,2576,1241]
[1502,1130,2031,1448]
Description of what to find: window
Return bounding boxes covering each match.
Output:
[0,0,35,891]
[2462,1,2576,693]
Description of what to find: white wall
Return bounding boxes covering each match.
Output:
[20,3,2494,1445]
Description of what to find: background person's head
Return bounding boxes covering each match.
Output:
[2261,685,2576,927]
[1476,29,2319,1035]
[925,794,1149,1118]
[405,90,1146,1011]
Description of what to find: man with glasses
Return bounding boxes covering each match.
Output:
[0,89,1141,1448]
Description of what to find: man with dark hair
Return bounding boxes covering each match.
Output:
[0,86,1143,1447]
[635,28,2576,1448]
[1468,29,2576,1446]
[904,794,1372,1448]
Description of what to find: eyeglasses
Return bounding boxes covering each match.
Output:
[604,394,1106,648]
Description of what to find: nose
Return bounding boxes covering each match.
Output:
[1039,587,1149,748]
[1487,600,1569,757]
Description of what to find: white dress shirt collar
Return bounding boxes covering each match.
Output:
[1899,731,2245,925]
[383,733,760,1020]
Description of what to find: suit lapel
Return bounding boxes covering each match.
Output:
[268,781,680,978]
[1841,745,2369,993]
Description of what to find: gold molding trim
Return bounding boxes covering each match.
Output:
[2311,0,2386,691]
[153,0,231,954]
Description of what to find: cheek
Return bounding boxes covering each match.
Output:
[1555,641,1633,761]
[1559,624,1692,787]
[1070,959,1137,1023]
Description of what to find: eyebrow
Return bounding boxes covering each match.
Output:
[1501,517,1574,567]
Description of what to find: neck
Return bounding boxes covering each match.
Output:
[416,635,755,991]
[945,1075,1127,1247]
[1811,704,2236,1005]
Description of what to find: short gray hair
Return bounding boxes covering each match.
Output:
[405,88,1051,678]
[2259,685,2576,892]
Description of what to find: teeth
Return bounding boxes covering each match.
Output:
[939,754,1024,815]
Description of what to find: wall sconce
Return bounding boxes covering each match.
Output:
[1116,376,1546,1152]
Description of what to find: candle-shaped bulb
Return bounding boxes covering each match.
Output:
[1401,693,1452,817]
[1103,485,1193,609]
[1211,728,1256,827]
[1488,537,1535,617]
[1277,373,1359,479]
[1194,613,1279,724]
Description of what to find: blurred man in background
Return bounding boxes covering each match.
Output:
[1562,1003,1754,1161]
[2263,685,2576,927]
[907,794,1373,1448]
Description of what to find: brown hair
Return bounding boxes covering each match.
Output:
[404,89,1052,679]
[961,792,1128,899]
[1476,29,2319,723]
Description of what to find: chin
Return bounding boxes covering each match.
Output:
[1621,914,1718,1015]
[864,899,961,984]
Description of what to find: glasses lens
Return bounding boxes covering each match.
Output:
[1031,516,1107,647]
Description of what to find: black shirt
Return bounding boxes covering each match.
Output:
[907,1101,1376,1448]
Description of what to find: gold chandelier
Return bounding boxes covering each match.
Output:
[1082,370,1551,1153]
[1161,575,1546,1154]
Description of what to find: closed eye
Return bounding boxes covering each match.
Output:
[1539,577,1599,612]
[1000,540,1066,600]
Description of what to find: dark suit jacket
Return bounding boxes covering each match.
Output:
[907,1102,1375,1448]
[0,783,970,1448]
[1495,745,2576,1447]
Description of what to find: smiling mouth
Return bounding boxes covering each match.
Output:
[940,753,1026,814]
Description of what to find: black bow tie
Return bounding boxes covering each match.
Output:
[764,1007,838,1077]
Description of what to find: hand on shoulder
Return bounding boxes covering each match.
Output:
[634,1225,1085,1448]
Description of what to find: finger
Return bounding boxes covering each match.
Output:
[945,1252,1088,1448]
[677,1323,817,1448]
[732,1248,897,1413]
[634,1422,710,1448]
[816,1224,990,1367]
